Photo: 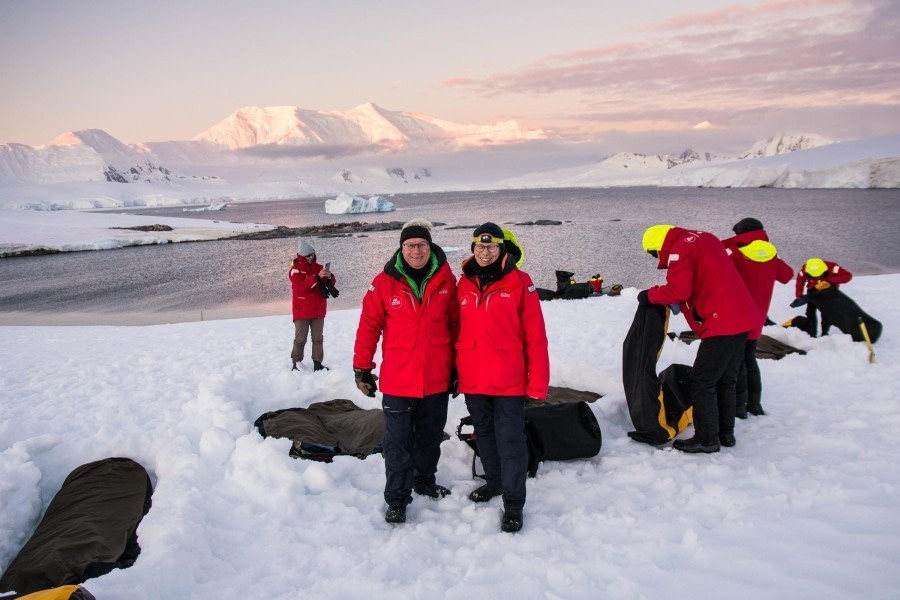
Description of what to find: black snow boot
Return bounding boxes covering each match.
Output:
[313,360,329,372]
[385,505,406,524]
[468,482,503,503]
[291,362,299,371]
[747,391,765,416]
[501,508,523,533]
[414,483,451,499]
[673,436,721,453]
[719,432,736,447]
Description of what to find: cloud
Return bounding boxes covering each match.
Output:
[444,0,900,138]
[236,142,394,160]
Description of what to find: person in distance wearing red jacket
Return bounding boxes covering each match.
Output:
[456,222,549,533]
[638,225,761,453]
[289,239,335,372]
[795,257,853,337]
[722,218,794,417]
[353,219,459,525]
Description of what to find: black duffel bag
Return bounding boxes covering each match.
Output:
[457,400,602,478]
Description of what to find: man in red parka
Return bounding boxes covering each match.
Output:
[353,219,459,525]
[639,225,761,453]
[457,222,549,533]
[795,257,853,337]
[289,239,335,371]
[723,218,794,417]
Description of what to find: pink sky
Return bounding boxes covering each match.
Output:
[1,0,898,153]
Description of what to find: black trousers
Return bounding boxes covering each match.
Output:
[381,392,449,507]
[690,333,747,443]
[465,394,527,510]
[735,338,761,411]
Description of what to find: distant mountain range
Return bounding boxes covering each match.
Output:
[0,104,897,209]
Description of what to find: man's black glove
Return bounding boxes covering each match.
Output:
[790,295,809,308]
[354,367,378,397]
[448,366,459,398]
[637,289,653,306]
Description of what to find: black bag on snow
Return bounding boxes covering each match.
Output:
[554,270,594,299]
[807,287,882,343]
[456,388,602,478]
[622,303,693,445]
[0,458,153,598]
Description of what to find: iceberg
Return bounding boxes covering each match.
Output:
[183,202,227,212]
[324,192,395,214]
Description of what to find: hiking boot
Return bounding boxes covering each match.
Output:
[385,505,406,524]
[747,403,766,416]
[735,405,748,419]
[719,432,736,447]
[468,483,502,503]
[291,362,299,371]
[673,436,720,454]
[413,483,451,499]
[313,361,329,372]
[501,508,523,533]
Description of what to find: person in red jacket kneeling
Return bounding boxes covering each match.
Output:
[639,225,761,453]
[457,222,549,533]
[723,218,794,417]
[353,219,459,525]
[289,239,335,372]
[795,257,853,337]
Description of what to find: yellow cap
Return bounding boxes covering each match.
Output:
[642,225,674,253]
[805,258,827,277]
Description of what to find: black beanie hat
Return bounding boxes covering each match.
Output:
[733,217,764,235]
[471,222,506,254]
[400,219,433,245]
[472,222,504,243]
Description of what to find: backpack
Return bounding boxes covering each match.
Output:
[456,400,602,478]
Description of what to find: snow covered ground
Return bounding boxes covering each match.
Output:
[1,274,898,599]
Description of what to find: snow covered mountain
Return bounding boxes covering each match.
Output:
[193,102,547,151]
[739,133,834,159]
[0,129,175,187]
[0,103,897,211]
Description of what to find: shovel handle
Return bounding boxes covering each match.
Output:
[859,320,876,364]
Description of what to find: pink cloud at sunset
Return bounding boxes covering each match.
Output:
[444,0,900,142]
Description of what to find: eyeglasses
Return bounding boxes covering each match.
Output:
[402,242,429,251]
[473,243,500,253]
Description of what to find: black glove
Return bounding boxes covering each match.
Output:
[316,275,330,298]
[354,367,378,397]
[327,280,340,298]
[790,295,809,308]
[637,289,653,306]
[448,366,459,398]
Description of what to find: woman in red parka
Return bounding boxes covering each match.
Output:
[353,219,459,525]
[723,217,794,417]
[456,222,549,533]
[289,239,335,371]
[639,225,761,453]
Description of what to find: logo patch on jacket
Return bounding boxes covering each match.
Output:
[390,296,402,309]
[668,253,680,266]
[368,284,375,292]
[685,235,697,243]
[501,292,511,298]
[528,284,535,292]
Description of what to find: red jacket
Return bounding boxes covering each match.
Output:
[456,255,550,399]
[289,255,334,320]
[353,247,459,398]
[795,260,852,297]
[648,227,761,339]
[723,230,794,340]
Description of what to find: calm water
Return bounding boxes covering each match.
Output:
[1,187,898,325]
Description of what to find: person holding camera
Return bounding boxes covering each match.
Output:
[289,238,336,372]
[352,219,459,525]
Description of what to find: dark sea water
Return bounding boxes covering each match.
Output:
[1,187,898,325]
